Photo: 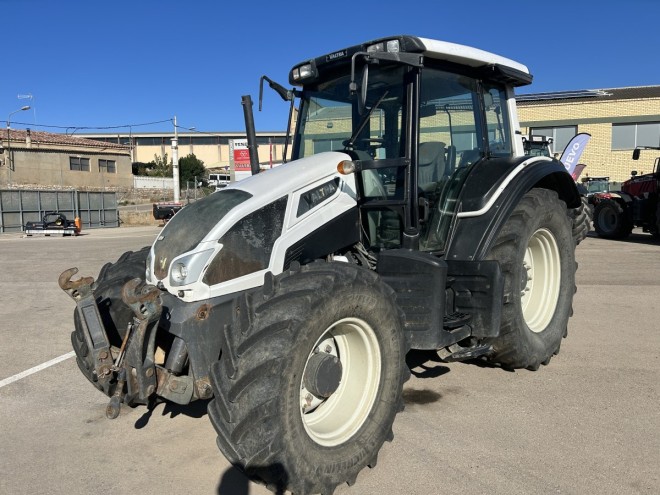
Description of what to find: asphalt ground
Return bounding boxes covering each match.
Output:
[0,226,658,495]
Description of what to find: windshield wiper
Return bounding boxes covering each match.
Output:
[343,90,389,150]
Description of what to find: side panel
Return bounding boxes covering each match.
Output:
[376,249,448,349]
[446,260,503,338]
[446,157,580,261]
[283,208,360,269]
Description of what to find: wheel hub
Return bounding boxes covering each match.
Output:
[303,352,343,398]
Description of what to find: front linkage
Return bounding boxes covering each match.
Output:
[59,268,178,418]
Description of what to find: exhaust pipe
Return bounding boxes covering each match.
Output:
[241,95,260,175]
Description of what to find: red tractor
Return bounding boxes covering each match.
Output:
[593,147,660,239]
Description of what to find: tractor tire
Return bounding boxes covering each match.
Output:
[71,246,150,394]
[485,188,575,370]
[208,261,407,495]
[593,199,632,239]
[570,196,592,245]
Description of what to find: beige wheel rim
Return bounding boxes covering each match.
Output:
[521,228,561,333]
[300,317,381,447]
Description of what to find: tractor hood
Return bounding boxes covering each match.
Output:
[146,152,357,299]
[226,151,353,206]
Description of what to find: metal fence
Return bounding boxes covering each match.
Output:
[0,189,118,233]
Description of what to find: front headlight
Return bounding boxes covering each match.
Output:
[145,251,153,281]
[169,249,214,287]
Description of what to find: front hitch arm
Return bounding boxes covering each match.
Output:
[59,268,115,391]
[119,278,163,407]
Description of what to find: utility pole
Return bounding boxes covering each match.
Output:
[172,116,180,202]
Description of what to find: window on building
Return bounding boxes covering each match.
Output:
[612,122,660,150]
[191,136,221,145]
[530,126,577,155]
[313,139,344,153]
[70,157,90,171]
[99,159,116,173]
[135,137,161,146]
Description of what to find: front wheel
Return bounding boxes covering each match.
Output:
[485,188,576,370]
[208,262,407,495]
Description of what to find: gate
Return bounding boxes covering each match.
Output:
[0,190,118,233]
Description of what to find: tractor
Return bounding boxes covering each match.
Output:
[59,35,589,494]
[592,147,660,239]
[522,134,552,157]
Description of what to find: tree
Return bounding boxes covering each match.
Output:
[149,153,173,177]
[179,153,207,185]
[132,162,151,175]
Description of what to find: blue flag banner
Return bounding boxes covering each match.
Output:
[559,133,591,175]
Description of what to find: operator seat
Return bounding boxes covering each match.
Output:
[418,141,447,193]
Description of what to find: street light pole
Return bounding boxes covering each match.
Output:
[6,106,31,174]
[172,116,180,202]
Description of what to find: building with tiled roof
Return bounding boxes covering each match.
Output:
[1,128,132,189]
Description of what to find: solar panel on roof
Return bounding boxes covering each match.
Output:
[517,89,612,101]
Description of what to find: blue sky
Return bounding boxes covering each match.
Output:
[2,0,658,134]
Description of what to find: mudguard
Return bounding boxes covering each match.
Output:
[592,191,634,204]
[445,156,580,261]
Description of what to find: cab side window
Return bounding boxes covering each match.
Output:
[483,84,512,156]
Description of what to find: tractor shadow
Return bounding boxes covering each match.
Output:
[405,349,450,379]
[587,231,660,245]
[217,466,251,495]
[217,464,288,495]
[134,398,210,429]
[403,350,450,406]
[403,349,512,406]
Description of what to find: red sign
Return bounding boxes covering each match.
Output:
[232,139,251,171]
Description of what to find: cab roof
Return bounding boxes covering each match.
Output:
[290,35,532,87]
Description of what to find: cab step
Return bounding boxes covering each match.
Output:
[443,311,471,329]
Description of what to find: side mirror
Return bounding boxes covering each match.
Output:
[483,92,494,109]
[358,65,369,116]
[632,148,641,160]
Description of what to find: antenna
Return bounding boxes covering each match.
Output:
[17,94,36,124]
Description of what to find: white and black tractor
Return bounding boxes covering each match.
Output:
[60,35,588,495]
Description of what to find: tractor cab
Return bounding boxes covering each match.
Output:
[287,35,532,254]
[626,147,660,197]
[522,135,553,157]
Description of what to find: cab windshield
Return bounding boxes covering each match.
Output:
[293,65,407,162]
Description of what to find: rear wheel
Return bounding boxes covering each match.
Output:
[485,189,575,370]
[208,262,407,495]
[593,199,632,239]
[570,197,592,245]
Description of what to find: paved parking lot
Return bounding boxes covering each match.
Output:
[0,227,658,495]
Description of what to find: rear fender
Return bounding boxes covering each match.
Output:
[445,157,580,261]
